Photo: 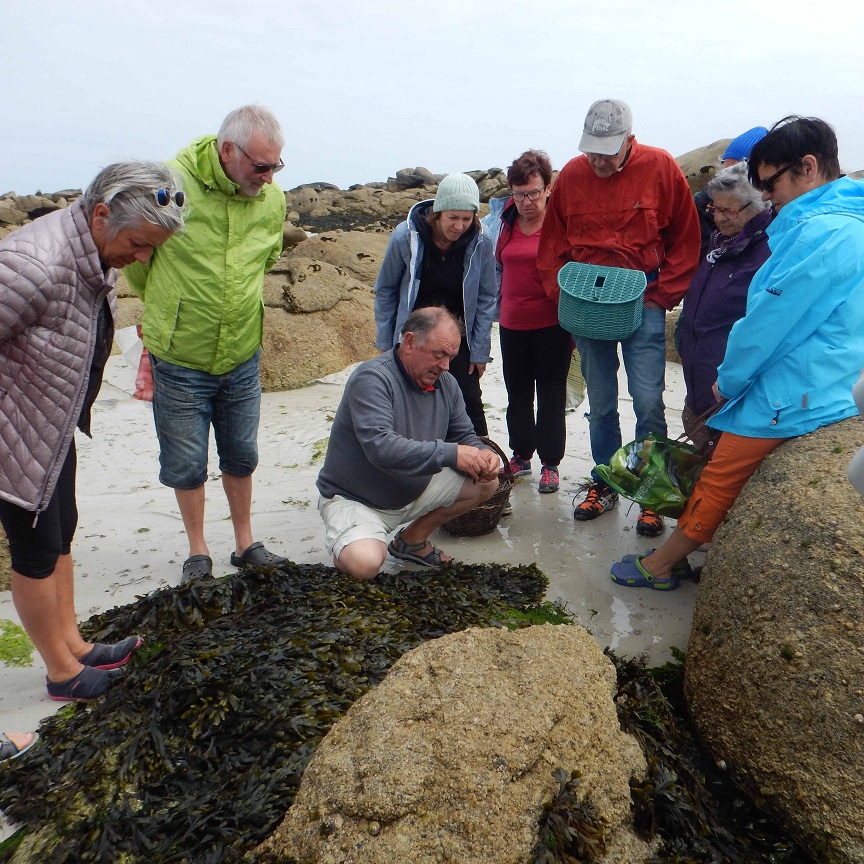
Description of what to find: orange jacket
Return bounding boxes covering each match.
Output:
[537,139,700,310]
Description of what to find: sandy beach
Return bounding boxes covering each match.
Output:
[0,331,700,737]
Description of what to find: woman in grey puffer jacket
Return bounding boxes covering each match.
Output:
[0,162,183,701]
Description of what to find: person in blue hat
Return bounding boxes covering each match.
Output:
[695,126,768,257]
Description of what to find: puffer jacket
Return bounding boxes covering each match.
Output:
[373,200,498,363]
[124,135,285,375]
[0,201,117,512]
[713,176,864,438]
[678,208,773,415]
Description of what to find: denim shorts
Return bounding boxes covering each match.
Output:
[150,351,261,490]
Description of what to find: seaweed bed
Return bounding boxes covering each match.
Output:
[0,562,812,864]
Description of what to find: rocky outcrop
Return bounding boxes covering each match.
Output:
[685,417,864,864]
[253,624,651,864]
[677,140,730,194]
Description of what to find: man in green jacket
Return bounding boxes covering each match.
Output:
[126,105,288,583]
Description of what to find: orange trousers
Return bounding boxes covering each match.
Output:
[676,432,786,544]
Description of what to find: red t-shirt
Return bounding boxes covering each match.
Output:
[499,221,559,330]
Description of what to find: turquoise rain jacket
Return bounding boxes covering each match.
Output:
[713,176,864,438]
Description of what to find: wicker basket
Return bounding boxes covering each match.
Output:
[440,437,514,537]
[558,262,647,340]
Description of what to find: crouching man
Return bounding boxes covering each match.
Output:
[316,307,499,580]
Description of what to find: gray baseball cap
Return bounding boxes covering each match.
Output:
[579,99,633,155]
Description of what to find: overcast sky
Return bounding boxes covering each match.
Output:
[3,0,863,195]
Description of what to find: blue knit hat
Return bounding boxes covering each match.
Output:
[433,173,480,212]
[721,126,768,162]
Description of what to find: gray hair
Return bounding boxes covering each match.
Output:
[401,306,464,344]
[217,105,284,150]
[81,161,185,238]
[706,162,770,212]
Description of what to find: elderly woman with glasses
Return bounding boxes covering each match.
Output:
[612,116,864,591]
[0,161,184,700]
[677,162,773,444]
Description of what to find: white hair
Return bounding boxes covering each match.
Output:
[81,161,185,238]
[706,162,770,211]
[217,105,284,150]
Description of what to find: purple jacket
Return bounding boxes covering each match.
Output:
[678,208,773,416]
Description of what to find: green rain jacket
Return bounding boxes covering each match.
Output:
[125,135,285,374]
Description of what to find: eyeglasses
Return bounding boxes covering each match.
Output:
[511,188,545,203]
[154,189,185,207]
[754,161,799,194]
[234,143,284,174]
[706,201,751,218]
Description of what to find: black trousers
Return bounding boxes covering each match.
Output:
[500,324,571,465]
[449,337,488,436]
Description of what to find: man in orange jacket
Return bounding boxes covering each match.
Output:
[537,98,700,537]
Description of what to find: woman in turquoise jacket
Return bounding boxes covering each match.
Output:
[611,116,864,590]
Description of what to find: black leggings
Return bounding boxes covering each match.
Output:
[500,324,571,465]
[448,338,488,436]
[0,441,77,578]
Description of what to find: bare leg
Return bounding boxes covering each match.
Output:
[11,559,85,683]
[222,472,254,557]
[334,539,388,582]
[175,485,208,557]
[52,554,92,658]
[398,477,498,556]
[640,528,702,580]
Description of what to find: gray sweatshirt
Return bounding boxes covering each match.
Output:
[316,350,484,509]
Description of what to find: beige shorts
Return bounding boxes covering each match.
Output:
[318,468,466,560]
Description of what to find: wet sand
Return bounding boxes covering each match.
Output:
[0,333,699,737]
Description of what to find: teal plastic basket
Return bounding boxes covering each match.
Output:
[557,263,647,340]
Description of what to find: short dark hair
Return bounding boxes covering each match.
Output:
[506,149,553,187]
[748,116,840,184]
[400,306,464,344]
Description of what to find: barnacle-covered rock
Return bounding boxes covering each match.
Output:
[686,418,864,864]
[254,624,651,864]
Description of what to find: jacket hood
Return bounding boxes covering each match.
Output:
[174,135,237,195]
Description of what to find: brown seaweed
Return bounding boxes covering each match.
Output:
[0,561,547,864]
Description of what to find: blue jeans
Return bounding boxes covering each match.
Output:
[575,308,667,484]
[150,351,261,490]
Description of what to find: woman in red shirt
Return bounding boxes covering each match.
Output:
[496,151,571,493]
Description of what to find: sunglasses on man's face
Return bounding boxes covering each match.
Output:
[154,189,185,207]
[235,143,285,174]
[754,160,799,194]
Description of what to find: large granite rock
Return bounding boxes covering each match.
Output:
[685,417,864,864]
[254,624,651,864]
[286,229,390,284]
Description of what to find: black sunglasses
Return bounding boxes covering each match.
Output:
[235,143,284,174]
[755,160,799,194]
[154,189,185,207]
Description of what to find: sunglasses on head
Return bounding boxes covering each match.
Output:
[154,189,185,207]
[235,143,284,174]
[754,160,800,194]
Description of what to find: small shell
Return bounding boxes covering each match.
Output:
[368,821,381,836]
